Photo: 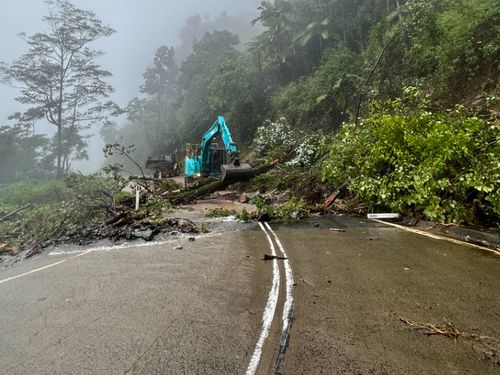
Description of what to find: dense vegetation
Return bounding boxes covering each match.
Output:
[1,0,499,226]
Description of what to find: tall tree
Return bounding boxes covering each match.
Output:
[0,0,118,178]
[127,46,180,155]
[0,125,53,183]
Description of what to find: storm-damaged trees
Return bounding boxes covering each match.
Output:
[0,0,119,178]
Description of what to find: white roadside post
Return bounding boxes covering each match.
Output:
[135,184,140,210]
[367,213,400,219]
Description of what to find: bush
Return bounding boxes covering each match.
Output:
[0,180,73,206]
[323,90,500,225]
[253,117,297,160]
[286,131,329,168]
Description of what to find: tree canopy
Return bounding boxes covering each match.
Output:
[1,0,118,178]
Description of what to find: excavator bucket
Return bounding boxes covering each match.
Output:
[221,163,254,185]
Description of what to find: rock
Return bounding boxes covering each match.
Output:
[329,228,346,232]
[188,237,195,242]
[175,245,183,250]
[133,229,155,241]
[313,222,320,227]
[239,194,249,204]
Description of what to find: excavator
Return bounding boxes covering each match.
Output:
[184,115,254,186]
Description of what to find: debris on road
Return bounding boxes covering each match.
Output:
[258,213,271,222]
[329,228,346,232]
[398,315,500,364]
[367,213,401,219]
[263,254,288,261]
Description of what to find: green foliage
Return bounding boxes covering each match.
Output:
[235,208,252,222]
[250,195,309,223]
[0,174,125,246]
[253,118,297,160]
[323,90,500,224]
[144,195,173,213]
[273,48,362,130]
[158,179,182,193]
[273,199,310,223]
[205,208,237,218]
[0,125,54,183]
[0,180,72,207]
[371,0,500,103]
[207,57,267,145]
[286,131,329,168]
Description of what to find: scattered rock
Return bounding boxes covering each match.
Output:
[313,222,320,227]
[188,237,195,242]
[0,243,8,254]
[175,245,183,250]
[239,194,249,204]
[329,228,346,232]
[133,229,155,241]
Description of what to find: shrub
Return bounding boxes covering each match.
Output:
[323,90,500,225]
[253,117,297,159]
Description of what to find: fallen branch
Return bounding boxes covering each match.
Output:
[399,315,499,363]
[0,205,32,223]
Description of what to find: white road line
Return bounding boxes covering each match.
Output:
[246,223,281,375]
[265,223,295,337]
[1,233,223,286]
[371,219,500,255]
[0,260,67,285]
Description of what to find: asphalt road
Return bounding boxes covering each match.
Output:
[0,217,499,374]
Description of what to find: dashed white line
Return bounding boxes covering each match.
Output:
[246,223,281,375]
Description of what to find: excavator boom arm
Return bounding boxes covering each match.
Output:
[200,116,239,173]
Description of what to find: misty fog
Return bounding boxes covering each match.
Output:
[0,0,261,173]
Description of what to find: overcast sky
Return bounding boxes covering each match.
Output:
[0,0,260,171]
[0,0,260,125]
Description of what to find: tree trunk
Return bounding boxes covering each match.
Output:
[56,125,63,179]
[56,67,64,179]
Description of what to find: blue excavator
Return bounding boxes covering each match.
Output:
[184,115,254,186]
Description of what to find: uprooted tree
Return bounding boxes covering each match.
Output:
[0,0,119,178]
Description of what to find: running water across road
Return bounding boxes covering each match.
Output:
[0,216,498,374]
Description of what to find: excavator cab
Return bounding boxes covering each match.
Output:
[184,116,254,186]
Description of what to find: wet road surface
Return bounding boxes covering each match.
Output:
[0,216,499,374]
